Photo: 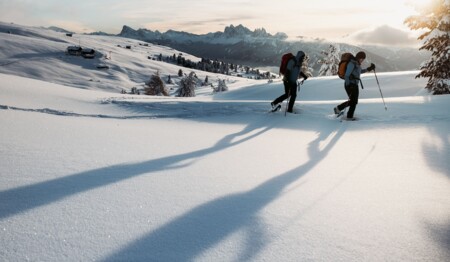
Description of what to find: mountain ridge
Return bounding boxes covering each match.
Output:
[113,24,428,75]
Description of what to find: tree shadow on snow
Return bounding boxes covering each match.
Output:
[99,124,346,261]
[422,123,450,179]
[421,123,450,258]
[421,219,450,260]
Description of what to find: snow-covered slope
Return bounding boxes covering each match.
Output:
[0,21,256,94]
[1,23,449,262]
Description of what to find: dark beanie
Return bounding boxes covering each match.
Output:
[356,51,366,60]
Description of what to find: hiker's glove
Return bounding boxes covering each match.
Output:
[367,63,375,72]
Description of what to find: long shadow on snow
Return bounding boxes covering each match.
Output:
[0,118,276,220]
[421,219,450,260]
[100,124,346,261]
[422,122,450,179]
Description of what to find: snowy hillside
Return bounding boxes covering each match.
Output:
[0,21,258,94]
[1,23,449,262]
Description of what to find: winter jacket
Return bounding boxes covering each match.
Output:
[283,51,308,83]
[345,60,368,87]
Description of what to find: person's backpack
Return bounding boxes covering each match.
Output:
[279,53,295,76]
[337,53,355,79]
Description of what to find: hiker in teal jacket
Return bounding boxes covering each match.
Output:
[271,51,308,113]
[334,51,375,119]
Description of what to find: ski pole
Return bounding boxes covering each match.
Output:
[373,70,387,110]
[298,79,304,92]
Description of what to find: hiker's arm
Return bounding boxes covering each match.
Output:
[344,62,355,86]
[365,63,375,72]
[361,66,368,74]
[361,63,375,74]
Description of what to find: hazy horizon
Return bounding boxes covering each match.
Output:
[0,0,432,47]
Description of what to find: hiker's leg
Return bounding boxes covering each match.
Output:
[287,82,297,112]
[347,84,359,118]
[272,81,290,104]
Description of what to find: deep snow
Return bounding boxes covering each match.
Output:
[0,23,449,262]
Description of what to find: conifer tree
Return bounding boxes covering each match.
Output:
[318,44,340,76]
[302,54,314,78]
[212,79,228,93]
[405,0,450,94]
[178,72,197,97]
[145,71,169,96]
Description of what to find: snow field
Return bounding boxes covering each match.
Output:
[0,23,449,261]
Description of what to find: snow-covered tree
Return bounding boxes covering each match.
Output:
[130,87,140,95]
[178,72,196,97]
[317,44,340,76]
[145,71,169,96]
[405,0,450,94]
[212,79,228,93]
[302,54,314,78]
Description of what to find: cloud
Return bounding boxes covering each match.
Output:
[48,20,96,34]
[345,25,420,47]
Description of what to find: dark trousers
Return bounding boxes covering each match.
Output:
[272,81,297,112]
[337,83,359,118]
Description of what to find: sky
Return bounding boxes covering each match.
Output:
[0,0,431,46]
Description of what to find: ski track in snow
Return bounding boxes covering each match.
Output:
[0,102,259,119]
[2,100,449,124]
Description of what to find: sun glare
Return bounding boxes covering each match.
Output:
[405,0,432,9]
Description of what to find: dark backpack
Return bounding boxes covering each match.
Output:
[279,53,295,76]
[337,53,354,79]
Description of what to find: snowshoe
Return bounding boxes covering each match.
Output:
[341,116,358,121]
[334,107,344,117]
[270,103,281,112]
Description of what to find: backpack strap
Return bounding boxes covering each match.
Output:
[348,60,364,89]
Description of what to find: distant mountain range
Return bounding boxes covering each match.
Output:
[97,24,429,75]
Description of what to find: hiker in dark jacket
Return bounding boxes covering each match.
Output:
[334,51,375,119]
[271,51,308,113]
